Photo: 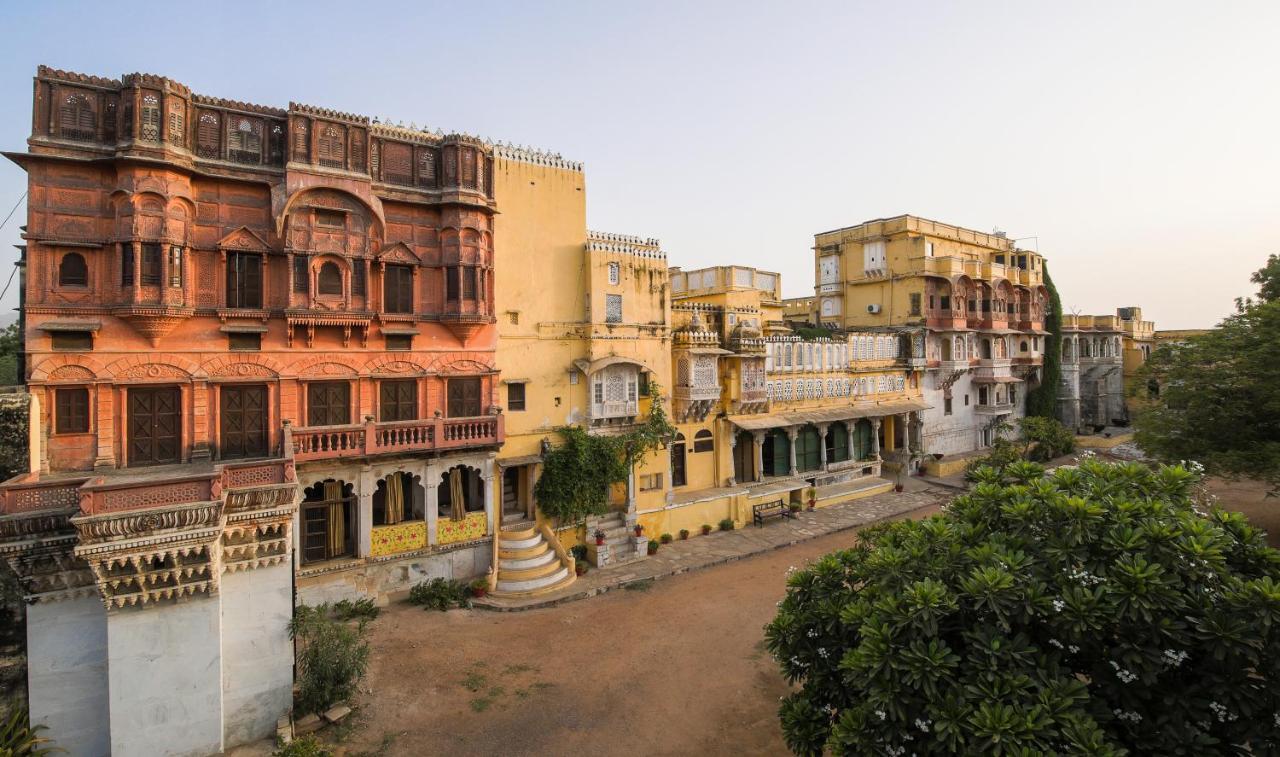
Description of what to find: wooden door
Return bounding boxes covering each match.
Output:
[128,387,181,466]
[502,466,520,513]
[220,384,268,459]
[670,442,687,487]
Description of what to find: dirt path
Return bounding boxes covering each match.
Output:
[331,502,943,756]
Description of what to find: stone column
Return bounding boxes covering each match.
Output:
[752,431,765,481]
[871,418,882,460]
[817,423,829,469]
[482,457,495,535]
[191,380,211,463]
[847,422,857,462]
[786,427,798,476]
[727,431,738,486]
[358,465,374,557]
[425,462,440,546]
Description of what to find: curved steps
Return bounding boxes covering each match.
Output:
[490,527,576,598]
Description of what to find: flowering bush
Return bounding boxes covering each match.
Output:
[766,458,1280,755]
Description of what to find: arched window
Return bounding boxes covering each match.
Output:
[140,93,161,142]
[693,429,714,453]
[317,262,343,295]
[197,112,220,158]
[1020,340,1029,352]
[59,93,95,141]
[58,252,87,287]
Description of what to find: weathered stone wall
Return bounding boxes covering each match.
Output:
[26,597,109,757]
[221,563,294,745]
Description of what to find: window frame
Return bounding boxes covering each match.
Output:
[51,331,93,351]
[378,379,418,422]
[54,387,90,434]
[507,382,526,412]
[383,264,414,314]
[447,377,483,418]
[225,252,263,309]
[306,381,352,427]
[140,243,162,285]
[692,429,714,453]
[317,261,343,296]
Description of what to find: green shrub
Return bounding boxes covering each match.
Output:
[659,533,673,544]
[570,543,588,562]
[766,458,1280,755]
[962,437,1022,481]
[1019,415,1075,461]
[289,605,371,716]
[701,524,713,535]
[0,702,56,756]
[331,597,379,623]
[273,735,333,757]
[647,539,659,555]
[678,529,689,540]
[718,518,734,532]
[408,578,470,611]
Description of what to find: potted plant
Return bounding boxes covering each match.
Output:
[659,533,673,544]
[633,523,644,538]
[806,490,816,511]
[469,579,489,599]
[679,529,690,540]
[647,539,660,555]
[575,562,589,576]
[894,468,905,493]
[701,524,713,536]
[594,528,606,546]
[571,544,588,562]
[718,518,735,532]
[788,502,802,514]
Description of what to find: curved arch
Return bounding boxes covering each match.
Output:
[104,354,205,380]
[201,354,285,379]
[364,355,431,375]
[29,354,104,383]
[291,354,362,377]
[317,260,343,295]
[277,186,385,239]
[433,357,495,375]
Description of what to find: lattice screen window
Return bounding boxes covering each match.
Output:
[292,121,309,162]
[605,294,622,324]
[140,94,161,142]
[349,130,366,171]
[318,125,346,169]
[693,356,716,387]
[269,123,285,164]
[197,112,220,158]
[59,92,95,142]
[103,99,117,142]
[416,148,436,187]
[384,143,412,185]
[168,100,185,146]
[229,119,262,164]
[677,358,690,386]
[461,149,476,189]
[607,262,620,285]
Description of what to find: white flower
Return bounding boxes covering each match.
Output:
[1109,660,1137,683]
[1162,649,1189,668]
[914,718,931,733]
[1048,638,1064,649]
[1053,599,1066,612]
[817,647,830,659]
[875,709,887,721]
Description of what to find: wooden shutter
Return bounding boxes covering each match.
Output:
[55,387,89,434]
[447,378,481,417]
[307,382,351,426]
[379,380,417,422]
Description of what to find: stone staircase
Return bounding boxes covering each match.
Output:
[490,524,575,598]
[586,512,646,568]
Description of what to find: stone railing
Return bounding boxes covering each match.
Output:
[290,414,503,462]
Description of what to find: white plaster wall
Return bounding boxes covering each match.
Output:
[26,597,110,757]
[221,564,293,748]
[920,376,980,456]
[296,542,490,606]
[108,595,223,757]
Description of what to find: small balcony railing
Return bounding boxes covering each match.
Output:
[290,414,504,462]
[674,383,721,403]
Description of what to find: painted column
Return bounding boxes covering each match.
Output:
[871,418,882,460]
[358,464,374,557]
[786,427,798,477]
[847,422,857,462]
[482,455,495,534]
[425,462,439,546]
[752,431,765,481]
[817,423,828,469]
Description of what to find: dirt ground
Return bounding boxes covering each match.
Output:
[1205,476,1280,546]
[327,502,943,757]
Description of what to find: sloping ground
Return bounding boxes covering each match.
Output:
[332,502,943,756]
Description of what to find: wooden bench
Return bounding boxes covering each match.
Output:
[752,499,794,528]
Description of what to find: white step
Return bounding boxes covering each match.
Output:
[499,550,558,571]
[497,565,569,593]
[499,534,543,550]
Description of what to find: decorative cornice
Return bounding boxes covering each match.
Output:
[71,500,223,545]
[587,230,665,259]
[493,142,582,171]
[191,93,287,118]
[290,102,371,125]
[36,65,121,89]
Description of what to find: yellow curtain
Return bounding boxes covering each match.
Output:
[324,481,345,556]
[449,468,466,522]
[385,472,404,525]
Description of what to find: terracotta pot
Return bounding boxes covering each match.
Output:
[894,484,904,493]
[471,587,487,598]
[595,537,605,546]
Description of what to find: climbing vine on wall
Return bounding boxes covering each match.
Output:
[1025,262,1063,419]
[0,394,29,483]
[534,383,677,526]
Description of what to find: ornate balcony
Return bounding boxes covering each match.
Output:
[288,414,503,463]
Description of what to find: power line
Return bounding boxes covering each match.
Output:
[0,264,17,302]
[0,191,26,232]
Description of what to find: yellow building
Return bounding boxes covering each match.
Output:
[811,215,1049,457]
[489,146,671,592]
[1116,306,1156,410]
[632,265,928,540]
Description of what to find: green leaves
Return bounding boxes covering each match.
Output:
[766,459,1280,755]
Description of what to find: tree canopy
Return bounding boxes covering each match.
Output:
[766,458,1280,755]
[1136,256,1280,490]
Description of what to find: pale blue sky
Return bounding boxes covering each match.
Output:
[1,1,1276,328]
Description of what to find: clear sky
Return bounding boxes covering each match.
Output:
[1,0,1276,329]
